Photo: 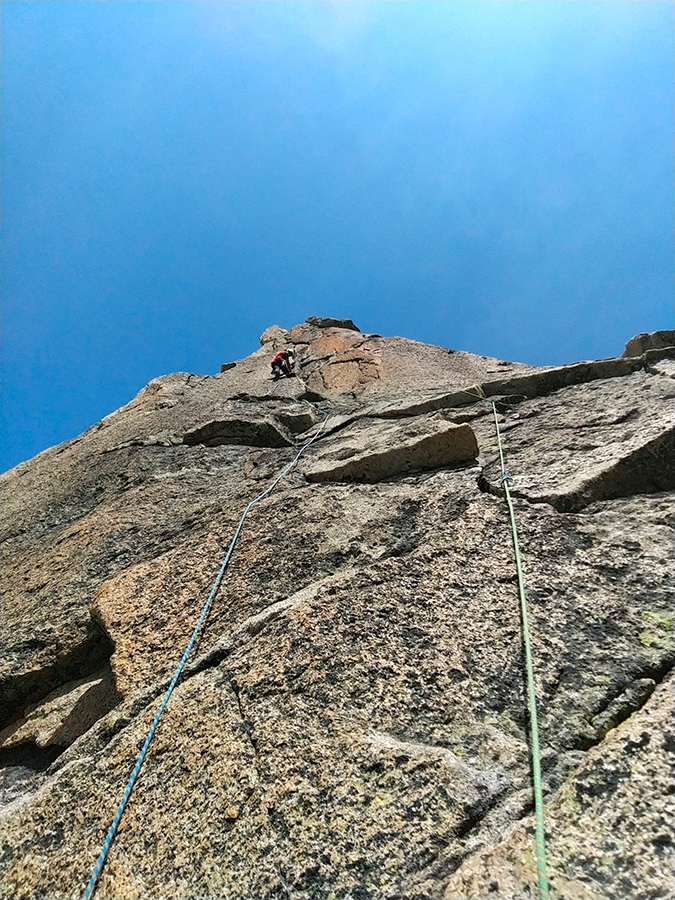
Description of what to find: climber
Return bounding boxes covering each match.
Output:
[271,348,295,380]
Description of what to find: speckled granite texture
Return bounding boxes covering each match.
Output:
[1,322,674,899]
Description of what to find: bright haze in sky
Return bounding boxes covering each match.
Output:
[2,1,673,471]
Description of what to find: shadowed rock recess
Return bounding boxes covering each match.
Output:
[1,320,674,900]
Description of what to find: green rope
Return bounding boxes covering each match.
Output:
[492,402,551,900]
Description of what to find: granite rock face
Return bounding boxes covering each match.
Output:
[303,416,478,484]
[622,329,675,358]
[260,318,535,400]
[1,324,674,900]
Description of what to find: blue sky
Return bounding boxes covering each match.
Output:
[2,1,673,472]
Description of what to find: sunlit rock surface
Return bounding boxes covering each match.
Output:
[1,320,673,900]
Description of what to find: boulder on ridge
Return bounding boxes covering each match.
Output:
[622,329,675,358]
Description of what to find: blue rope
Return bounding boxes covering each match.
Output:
[82,409,329,900]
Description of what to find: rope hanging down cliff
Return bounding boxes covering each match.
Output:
[492,401,550,900]
[82,407,330,900]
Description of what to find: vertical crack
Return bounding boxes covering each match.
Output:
[230,677,263,784]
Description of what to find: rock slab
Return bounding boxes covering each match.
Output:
[304,415,478,483]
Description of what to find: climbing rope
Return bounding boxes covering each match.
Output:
[491,402,550,900]
[82,407,329,900]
